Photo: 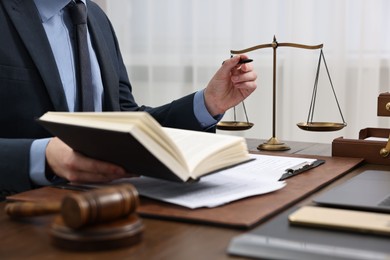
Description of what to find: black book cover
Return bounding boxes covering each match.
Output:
[39,120,184,182]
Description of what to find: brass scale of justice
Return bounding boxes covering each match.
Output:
[217,36,347,151]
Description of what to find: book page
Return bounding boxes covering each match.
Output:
[364,137,388,142]
[163,127,250,178]
[114,154,317,208]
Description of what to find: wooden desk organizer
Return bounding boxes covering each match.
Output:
[333,92,390,165]
[377,92,390,116]
[332,128,390,165]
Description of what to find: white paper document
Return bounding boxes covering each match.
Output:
[364,137,388,142]
[115,154,317,209]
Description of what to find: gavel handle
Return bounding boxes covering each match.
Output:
[5,201,61,217]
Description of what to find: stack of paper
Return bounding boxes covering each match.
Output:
[115,154,317,209]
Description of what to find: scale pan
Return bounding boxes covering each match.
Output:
[217,121,254,131]
[297,122,346,132]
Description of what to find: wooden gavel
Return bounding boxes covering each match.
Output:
[5,183,139,229]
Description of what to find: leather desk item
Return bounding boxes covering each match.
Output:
[333,92,390,164]
[137,155,362,228]
[7,154,362,229]
[332,128,390,165]
[377,92,390,116]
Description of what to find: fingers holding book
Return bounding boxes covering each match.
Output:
[45,137,131,183]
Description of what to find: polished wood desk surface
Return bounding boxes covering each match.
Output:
[1,139,388,259]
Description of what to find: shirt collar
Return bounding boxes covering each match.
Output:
[33,0,87,23]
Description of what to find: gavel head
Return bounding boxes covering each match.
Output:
[61,183,139,229]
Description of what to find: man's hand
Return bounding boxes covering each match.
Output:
[204,54,257,116]
[45,137,129,183]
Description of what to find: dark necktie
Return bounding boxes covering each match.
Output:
[69,1,94,111]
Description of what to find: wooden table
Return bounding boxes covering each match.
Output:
[1,139,385,259]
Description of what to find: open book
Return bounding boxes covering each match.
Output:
[38,112,251,182]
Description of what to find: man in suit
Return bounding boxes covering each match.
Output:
[0,0,257,198]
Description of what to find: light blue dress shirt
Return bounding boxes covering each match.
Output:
[30,0,220,185]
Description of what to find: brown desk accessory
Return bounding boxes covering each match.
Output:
[377,92,390,116]
[333,92,390,164]
[60,183,139,229]
[6,183,144,251]
[53,183,143,251]
[5,200,61,217]
[6,155,362,229]
[332,128,390,165]
[136,154,362,228]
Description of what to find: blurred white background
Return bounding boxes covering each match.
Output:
[94,0,390,143]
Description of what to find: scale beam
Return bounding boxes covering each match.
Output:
[231,39,323,54]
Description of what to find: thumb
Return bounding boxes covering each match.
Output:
[220,55,242,73]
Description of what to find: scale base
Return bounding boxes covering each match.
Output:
[257,137,290,151]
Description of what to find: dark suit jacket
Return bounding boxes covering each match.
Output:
[0,0,208,197]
